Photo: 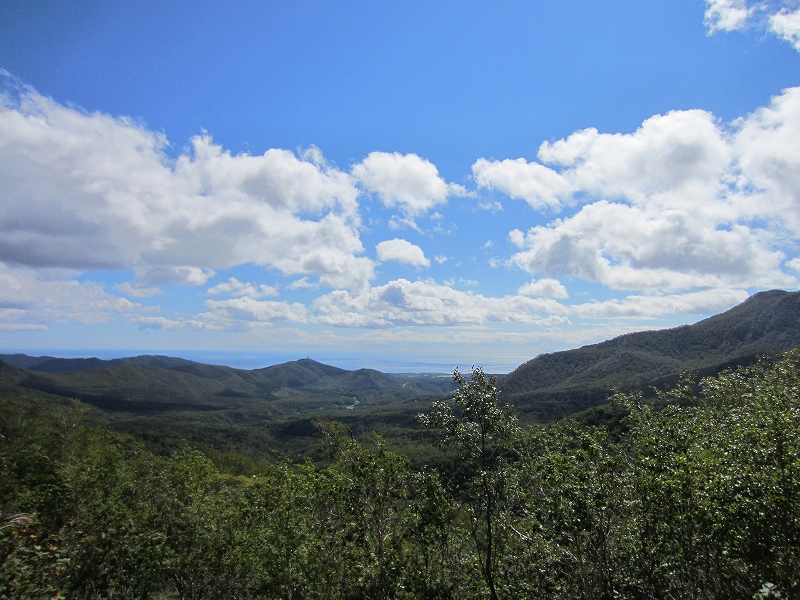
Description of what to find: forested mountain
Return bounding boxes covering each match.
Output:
[499,289,800,420]
[3,289,800,457]
[3,354,800,598]
[0,356,455,459]
[0,356,454,414]
[0,353,201,374]
[4,292,800,597]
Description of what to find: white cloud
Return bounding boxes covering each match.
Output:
[287,276,318,289]
[770,7,800,50]
[705,0,751,32]
[205,296,308,324]
[114,281,163,298]
[508,229,526,248]
[474,109,732,218]
[352,151,467,225]
[518,278,569,299]
[206,277,278,298]
[473,157,572,210]
[704,1,800,51]
[569,288,749,319]
[477,200,504,212]
[0,77,374,290]
[485,88,800,294]
[137,266,215,286]
[509,201,793,291]
[2,70,798,347]
[733,86,800,231]
[312,278,567,327]
[0,265,157,329]
[135,316,218,330]
[536,109,731,212]
[375,238,431,267]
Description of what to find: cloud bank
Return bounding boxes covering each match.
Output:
[476,87,800,294]
[0,74,373,291]
[2,70,800,343]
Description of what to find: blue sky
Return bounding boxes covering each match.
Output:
[1,0,799,372]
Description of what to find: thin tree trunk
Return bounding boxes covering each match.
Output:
[486,495,498,600]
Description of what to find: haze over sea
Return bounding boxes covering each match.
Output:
[0,348,526,374]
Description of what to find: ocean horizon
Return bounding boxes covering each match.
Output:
[0,348,522,375]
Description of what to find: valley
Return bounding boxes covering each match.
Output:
[3,289,800,463]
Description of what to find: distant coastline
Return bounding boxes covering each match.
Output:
[0,348,519,374]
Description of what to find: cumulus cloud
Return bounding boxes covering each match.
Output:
[569,288,750,319]
[137,266,215,286]
[114,282,163,298]
[473,157,572,210]
[287,276,317,289]
[480,87,800,294]
[375,238,430,267]
[518,278,569,299]
[787,258,800,272]
[733,86,800,230]
[770,7,800,50]
[3,69,799,342]
[0,265,157,329]
[508,201,793,291]
[705,0,751,32]
[0,74,373,290]
[474,108,732,217]
[206,277,278,298]
[538,110,732,212]
[312,278,567,327]
[704,1,800,51]
[352,151,467,225]
[204,297,308,324]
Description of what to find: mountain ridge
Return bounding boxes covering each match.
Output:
[0,354,456,416]
[3,289,800,459]
[3,289,800,437]
[498,289,800,419]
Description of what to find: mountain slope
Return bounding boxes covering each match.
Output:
[0,356,454,416]
[499,289,800,419]
[0,353,211,374]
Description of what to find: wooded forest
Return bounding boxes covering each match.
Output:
[2,352,800,599]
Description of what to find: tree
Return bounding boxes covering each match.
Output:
[420,367,519,600]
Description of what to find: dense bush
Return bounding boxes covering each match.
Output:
[2,353,800,598]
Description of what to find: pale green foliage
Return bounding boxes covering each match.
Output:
[420,367,519,466]
[3,355,800,598]
[420,367,520,600]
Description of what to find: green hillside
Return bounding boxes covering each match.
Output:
[0,356,454,413]
[4,289,800,460]
[4,351,800,598]
[499,289,800,419]
[0,356,454,460]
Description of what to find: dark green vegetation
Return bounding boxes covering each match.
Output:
[3,289,800,463]
[3,290,800,597]
[500,289,800,420]
[3,354,800,598]
[0,356,454,462]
